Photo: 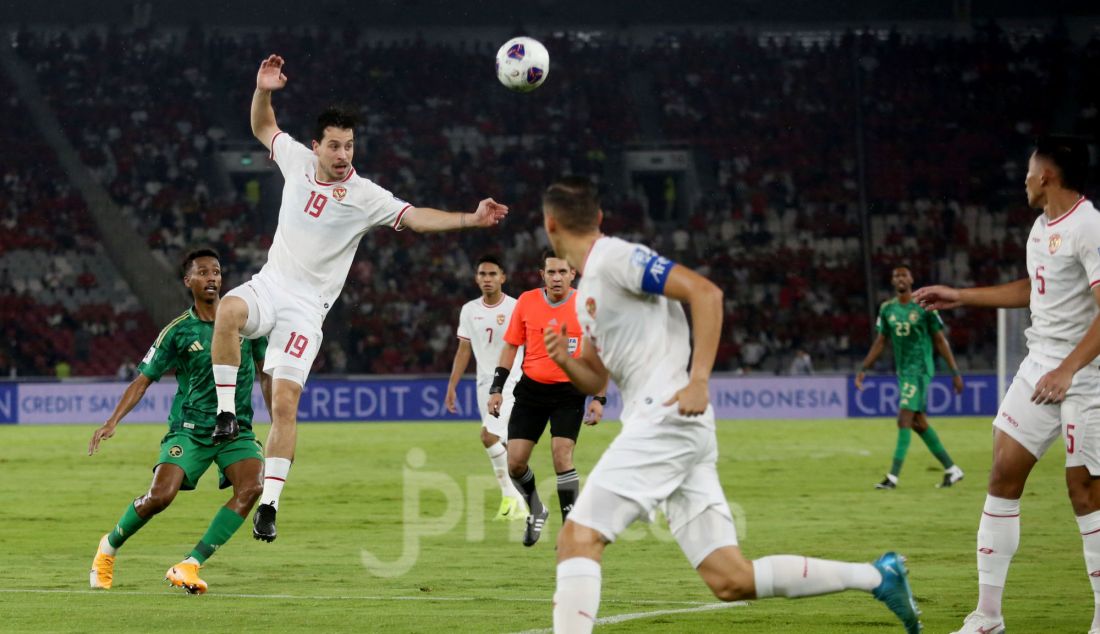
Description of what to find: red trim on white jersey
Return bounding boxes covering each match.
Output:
[315,167,356,187]
[456,335,470,341]
[393,204,412,231]
[269,131,285,160]
[1090,280,1100,289]
[481,295,506,309]
[579,234,608,275]
[1048,196,1087,227]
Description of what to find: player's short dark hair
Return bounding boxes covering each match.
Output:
[1034,135,1090,193]
[476,254,504,272]
[540,249,567,270]
[180,248,220,278]
[313,105,359,143]
[542,177,600,233]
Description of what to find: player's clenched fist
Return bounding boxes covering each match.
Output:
[543,322,571,366]
[486,392,503,418]
[257,54,288,92]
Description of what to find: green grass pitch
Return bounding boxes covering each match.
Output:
[0,418,1088,632]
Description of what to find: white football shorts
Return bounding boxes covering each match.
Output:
[476,380,515,440]
[568,403,738,564]
[994,354,1100,475]
[225,272,325,386]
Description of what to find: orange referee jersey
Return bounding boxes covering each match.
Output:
[504,288,582,384]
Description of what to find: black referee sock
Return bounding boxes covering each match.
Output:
[513,467,544,515]
[556,469,579,523]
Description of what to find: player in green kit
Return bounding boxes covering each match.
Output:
[856,265,966,489]
[88,248,271,594]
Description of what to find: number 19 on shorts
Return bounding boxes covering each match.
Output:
[284,332,309,358]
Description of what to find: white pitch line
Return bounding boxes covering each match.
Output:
[512,601,747,634]
[0,588,715,607]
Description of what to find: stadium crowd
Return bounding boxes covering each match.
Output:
[3,24,1086,376]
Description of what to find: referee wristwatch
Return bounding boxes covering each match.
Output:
[592,395,607,405]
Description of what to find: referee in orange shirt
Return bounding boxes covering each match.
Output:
[487,251,606,547]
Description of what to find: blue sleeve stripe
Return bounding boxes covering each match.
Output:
[641,254,676,294]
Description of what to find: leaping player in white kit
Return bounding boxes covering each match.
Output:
[916,136,1100,634]
[538,177,922,634]
[210,55,509,542]
[445,254,528,521]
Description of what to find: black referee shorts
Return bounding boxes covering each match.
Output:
[507,374,587,443]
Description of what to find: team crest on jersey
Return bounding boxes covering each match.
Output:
[586,297,597,318]
[908,311,918,323]
[168,445,183,458]
[496,313,505,325]
[333,186,348,201]
[1049,233,1062,254]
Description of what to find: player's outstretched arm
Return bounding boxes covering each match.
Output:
[855,334,887,391]
[88,373,154,455]
[1032,287,1100,404]
[445,339,473,414]
[659,265,723,416]
[545,327,609,396]
[932,331,965,393]
[251,54,287,151]
[914,278,1030,311]
[399,199,508,233]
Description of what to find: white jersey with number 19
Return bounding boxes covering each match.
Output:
[1025,197,1100,366]
[263,132,413,309]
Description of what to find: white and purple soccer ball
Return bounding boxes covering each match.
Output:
[495,37,550,93]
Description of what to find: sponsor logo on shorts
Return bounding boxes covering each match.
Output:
[168,445,184,458]
[1049,233,1062,254]
[333,186,348,201]
[978,547,994,554]
[1091,570,1100,578]
[999,412,1019,428]
[183,422,195,429]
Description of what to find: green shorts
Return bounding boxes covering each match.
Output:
[897,375,930,413]
[156,431,264,491]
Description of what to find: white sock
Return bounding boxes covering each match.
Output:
[213,364,239,414]
[1077,510,1100,630]
[752,555,882,598]
[262,457,292,510]
[182,556,200,566]
[99,534,117,556]
[976,495,1020,618]
[553,557,601,634]
[485,442,522,499]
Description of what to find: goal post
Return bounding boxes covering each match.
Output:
[996,307,1030,401]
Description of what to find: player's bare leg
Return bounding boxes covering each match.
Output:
[877,410,916,489]
[482,427,525,520]
[913,412,964,487]
[1066,465,1100,632]
[551,436,579,523]
[211,296,249,443]
[253,378,302,542]
[552,517,920,634]
[953,429,1038,633]
[91,464,184,589]
[167,458,263,594]
[508,438,548,546]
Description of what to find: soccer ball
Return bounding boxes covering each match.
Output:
[495,37,550,93]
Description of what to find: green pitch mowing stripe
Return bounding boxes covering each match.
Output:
[0,418,1090,632]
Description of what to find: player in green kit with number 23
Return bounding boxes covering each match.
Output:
[857,266,966,489]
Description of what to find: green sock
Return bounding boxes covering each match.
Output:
[189,506,246,564]
[107,502,150,549]
[917,425,954,469]
[890,427,912,477]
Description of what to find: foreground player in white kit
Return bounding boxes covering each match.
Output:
[445,254,527,520]
[916,136,1100,634]
[539,177,921,634]
[210,55,509,541]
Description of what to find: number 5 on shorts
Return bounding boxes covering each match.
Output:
[284,332,309,359]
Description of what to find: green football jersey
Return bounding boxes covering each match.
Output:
[138,307,267,435]
[875,297,944,377]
